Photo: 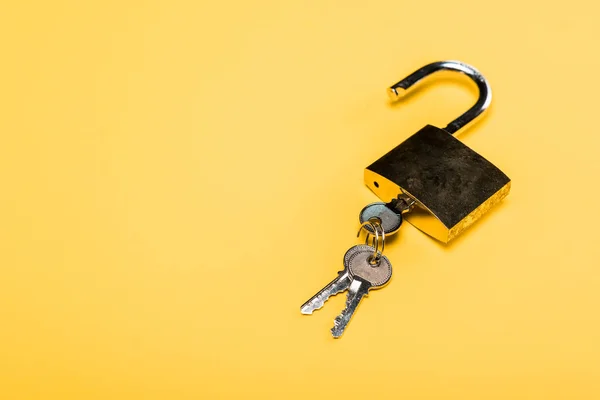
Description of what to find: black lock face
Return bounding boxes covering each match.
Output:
[365,125,511,242]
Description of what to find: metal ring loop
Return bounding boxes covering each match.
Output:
[369,219,385,265]
[366,220,380,260]
[357,217,385,266]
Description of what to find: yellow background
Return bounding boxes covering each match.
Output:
[1,1,599,398]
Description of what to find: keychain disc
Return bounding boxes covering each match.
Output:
[358,202,402,235]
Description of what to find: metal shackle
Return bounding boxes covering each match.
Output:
[387,60,492,135]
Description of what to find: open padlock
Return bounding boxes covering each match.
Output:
[301,60,512,338]
[365,61,511,243]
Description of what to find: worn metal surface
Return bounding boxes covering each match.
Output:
[365,125,511,242]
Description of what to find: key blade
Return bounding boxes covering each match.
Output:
[300,272,352,315]
[331,279,370,338]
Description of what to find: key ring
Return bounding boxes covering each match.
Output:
[357,217,385,266]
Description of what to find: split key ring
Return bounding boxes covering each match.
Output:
[357,217,385,266]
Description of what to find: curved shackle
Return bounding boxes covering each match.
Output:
[387,61,492,135]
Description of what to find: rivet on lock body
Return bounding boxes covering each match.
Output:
[365,61,511,243]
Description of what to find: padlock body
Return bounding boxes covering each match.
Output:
[365,125,510,243]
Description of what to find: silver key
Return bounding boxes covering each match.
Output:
[331,249,392,338]
[300,244,372,315]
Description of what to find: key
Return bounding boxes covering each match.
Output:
[300,244,373,315]
[331,249,392,338]
[359,202,403,235]
[358,195,415,236]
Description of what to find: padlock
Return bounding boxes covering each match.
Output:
[365,61,511,243]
